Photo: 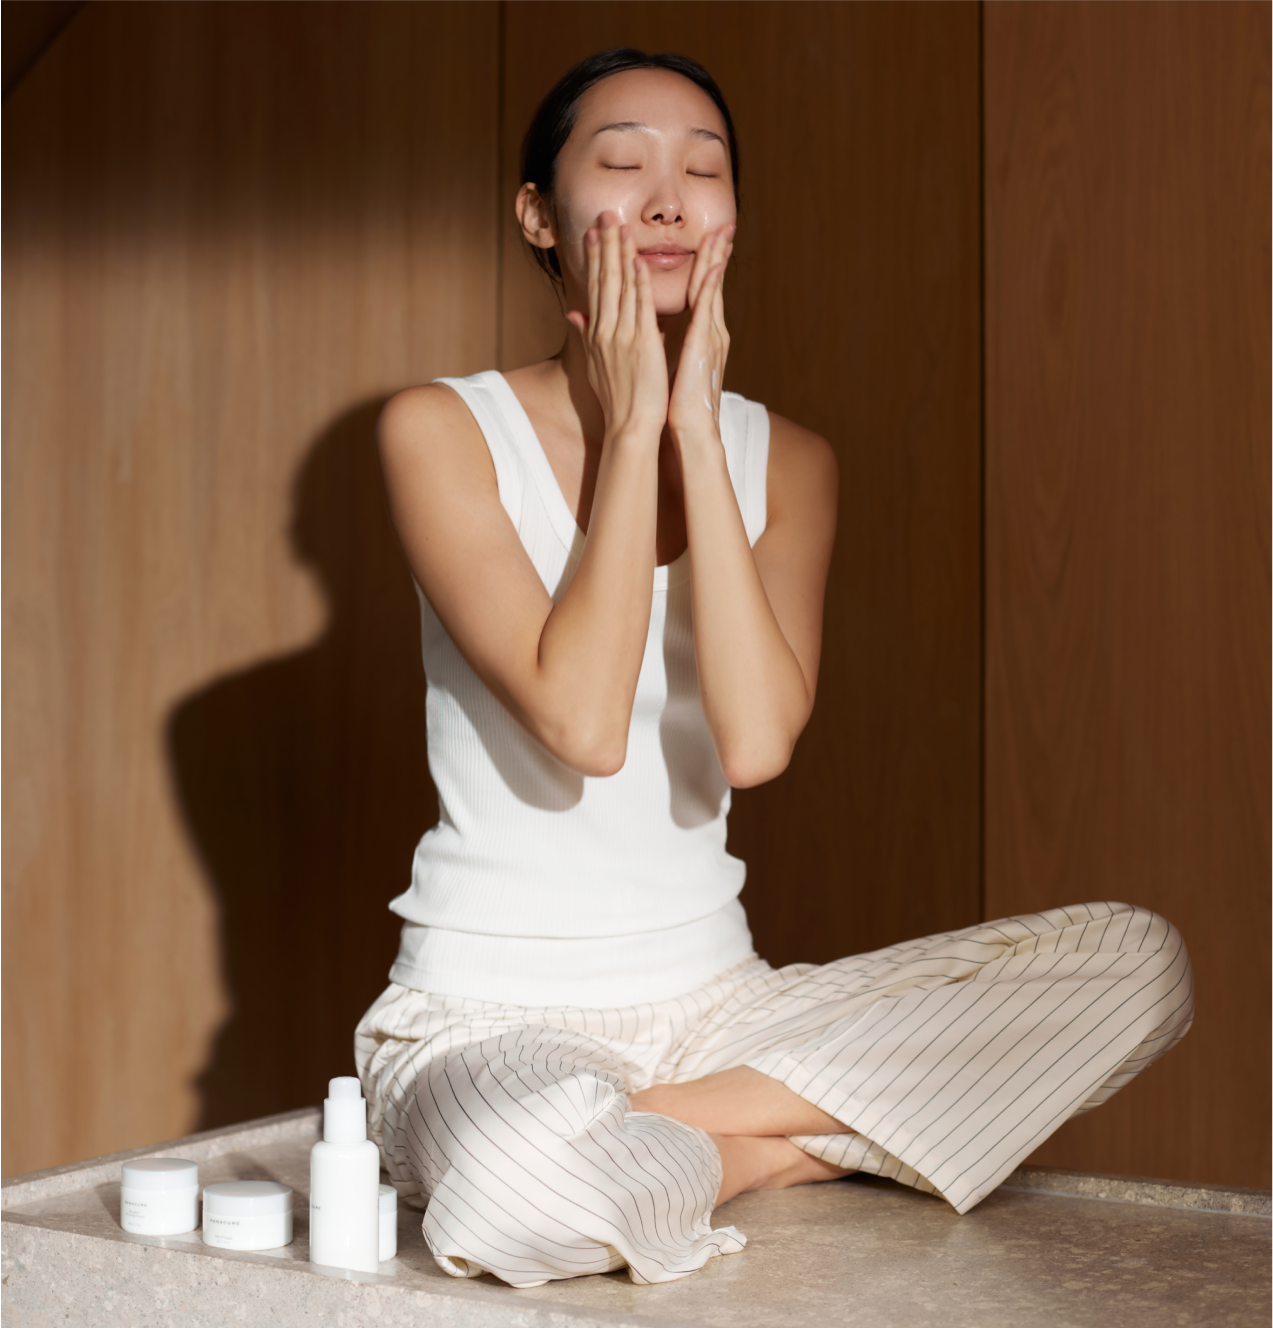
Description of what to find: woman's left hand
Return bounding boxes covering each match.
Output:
[668,223,735,445]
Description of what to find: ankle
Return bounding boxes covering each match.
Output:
[710,1134,796,1203]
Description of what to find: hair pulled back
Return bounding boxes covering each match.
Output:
[520,48,740,284]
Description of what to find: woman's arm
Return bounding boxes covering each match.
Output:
[378,218,667,776]
[678,413,837,788]
[668,230,838,788]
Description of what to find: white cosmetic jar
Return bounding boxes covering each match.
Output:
[201,1181,294,1251]
[378,1183,397,1262]
[120,1158,200,1235]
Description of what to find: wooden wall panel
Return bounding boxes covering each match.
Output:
[1,0,85,96]
[500,2,984,967]
[984,1,1271,1187]
[2,0,498,1175]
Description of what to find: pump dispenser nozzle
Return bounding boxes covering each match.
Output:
[323,1077,368,1145]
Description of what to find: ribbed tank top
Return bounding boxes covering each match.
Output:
[387,370,770,1006]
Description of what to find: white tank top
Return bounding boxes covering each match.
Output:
[387,370,770,1006]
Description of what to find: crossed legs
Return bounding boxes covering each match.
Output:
[629,1066,853,1204]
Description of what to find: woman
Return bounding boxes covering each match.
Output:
[356,49,1192,1288]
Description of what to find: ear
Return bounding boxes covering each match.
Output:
[515,183,557,251]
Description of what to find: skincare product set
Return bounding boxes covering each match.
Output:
[118,1078,397,1267]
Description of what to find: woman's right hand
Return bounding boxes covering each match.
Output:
[566,212,668,442]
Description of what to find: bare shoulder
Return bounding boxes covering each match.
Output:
[765,410,838,521]
[376,385,499,517]
[378,382,482,464]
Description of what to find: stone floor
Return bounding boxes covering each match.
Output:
[3,1108,1269,1327]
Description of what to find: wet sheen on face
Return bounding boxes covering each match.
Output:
[550,68,737,316]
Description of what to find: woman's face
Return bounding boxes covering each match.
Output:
[543,68,737,318]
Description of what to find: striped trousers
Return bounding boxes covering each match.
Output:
[354,902,1193,1288]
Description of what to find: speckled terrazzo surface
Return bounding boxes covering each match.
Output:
[3,1111,1269,1327]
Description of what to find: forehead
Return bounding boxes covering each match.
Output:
[572,67,729,142]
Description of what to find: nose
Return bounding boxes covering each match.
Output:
[641,170,684,227]
[644,200,683,226]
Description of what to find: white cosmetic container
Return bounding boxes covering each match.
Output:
[378,1183,397,1262]
[120,1158,200,1235]
[202,1181,294,1251]
[309,1076,380,1273]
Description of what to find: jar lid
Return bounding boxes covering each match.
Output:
[121,1158,200,1191]
[202,1181,293,1216]
[379,1183,397,1215]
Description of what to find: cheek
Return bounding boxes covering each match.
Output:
[555,182,645,252]
[689,186,738,235]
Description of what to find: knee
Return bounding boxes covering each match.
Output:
[1105,903,1189,964]
[1111,905,1194,1026]
[414,1029,629,1152]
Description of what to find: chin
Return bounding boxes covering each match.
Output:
[651,272,692,320]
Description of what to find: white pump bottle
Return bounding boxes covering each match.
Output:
[309,1076,380,1273]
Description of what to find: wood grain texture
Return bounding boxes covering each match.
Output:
[2,0,498,1175]
[984,0,1271,1187]
[500,2,984,967]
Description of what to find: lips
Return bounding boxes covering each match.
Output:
[638,247,693,271]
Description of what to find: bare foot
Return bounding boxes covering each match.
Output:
[710,1134,852,1205]
[630,1066,852,1137]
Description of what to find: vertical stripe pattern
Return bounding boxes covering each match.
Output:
[355,902,1192,1287]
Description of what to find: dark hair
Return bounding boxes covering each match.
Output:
[520,48,740,284]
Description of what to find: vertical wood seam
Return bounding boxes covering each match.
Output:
[977,0,988,927]
[495,0,507,368]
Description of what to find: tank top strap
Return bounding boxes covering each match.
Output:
[435,371,589,562]
[433,372,526,531]
[719,392,770,547]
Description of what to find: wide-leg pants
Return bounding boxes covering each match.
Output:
[354,902,1192,1288]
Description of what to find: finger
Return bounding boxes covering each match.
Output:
[705,261,726,320]
[585,227,601,331]
[681,266,727,381]
[688,225,730,310]
[597,213,621,331]
[634,251,656,338]
[710,262,728,335]
[688,262,726,341]
[618,224,639,334]
[715,225,735,285]
[685,229,717,310]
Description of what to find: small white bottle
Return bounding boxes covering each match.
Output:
[309,1076,380,1273]
[378,1183,398,1262]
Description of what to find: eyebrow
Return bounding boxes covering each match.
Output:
[592,120,727,148]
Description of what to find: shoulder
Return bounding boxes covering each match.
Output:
[376,381,502,507]
[765,410,838,520]
[378,381,482,465]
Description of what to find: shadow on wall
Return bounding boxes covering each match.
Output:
[167,400,436,1131]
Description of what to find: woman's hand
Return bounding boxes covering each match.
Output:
[668,223,735,445]
[566,213,667,443]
